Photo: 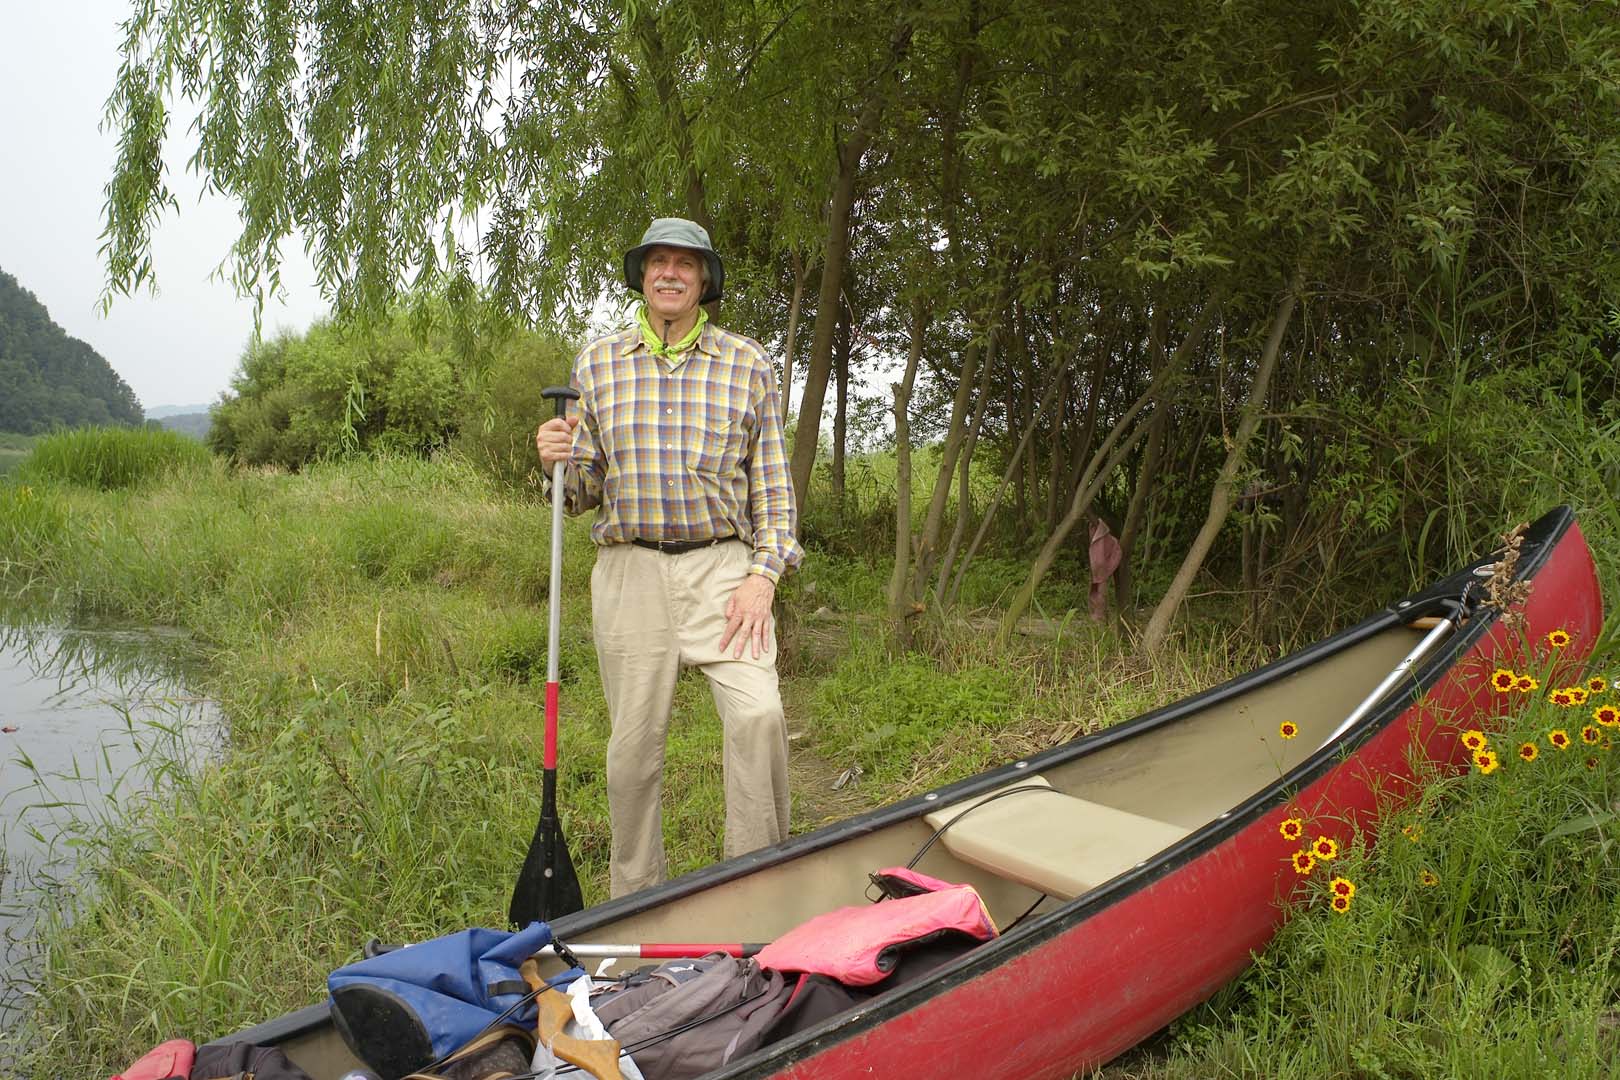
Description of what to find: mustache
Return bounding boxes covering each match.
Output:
[652,278,687,291]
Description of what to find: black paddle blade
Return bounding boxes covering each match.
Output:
[508,812,585,928]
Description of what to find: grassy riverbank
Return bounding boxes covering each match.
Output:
[1,429,1617,1076]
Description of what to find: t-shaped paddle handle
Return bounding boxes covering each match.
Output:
[543,384,580,420]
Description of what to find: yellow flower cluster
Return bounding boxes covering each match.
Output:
[1489,668,1539,694]
[1279,812,1355,912]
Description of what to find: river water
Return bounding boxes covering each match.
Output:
[0,622,219,1035]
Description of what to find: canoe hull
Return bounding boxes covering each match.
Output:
[721,513,1599,1078]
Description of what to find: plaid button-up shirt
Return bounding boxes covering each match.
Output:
[558,320,804,582]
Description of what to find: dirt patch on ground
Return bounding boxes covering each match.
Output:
[783,693,876,831]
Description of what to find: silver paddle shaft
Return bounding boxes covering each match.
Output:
[1320,614,1458,750]
[548,458,566,684]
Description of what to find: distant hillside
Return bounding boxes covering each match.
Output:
[146,403,212,419]
[156,411,211,440]
[0,268,143,434]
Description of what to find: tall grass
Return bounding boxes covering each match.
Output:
[0,447,1233,1072]
[15,427,211,491]
[0,411,1615,1074]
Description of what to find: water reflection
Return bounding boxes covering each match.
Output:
[0,619,220,1036]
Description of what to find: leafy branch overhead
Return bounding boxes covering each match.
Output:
[103,0,1620,644]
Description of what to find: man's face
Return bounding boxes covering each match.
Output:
[641,245,704,325]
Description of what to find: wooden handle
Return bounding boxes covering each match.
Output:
[520,959,626,1080]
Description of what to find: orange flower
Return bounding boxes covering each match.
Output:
[1549,730,1572,751]
[1312,836,1339,861]
[1518,742,1538,763]
[1460,730,1489,752]
[1279,817,1304,842]
[1278,721,1299,740]
[1490,668,1517,692]
[1474,749,1500,774]
[1582,725,1601,745]
[1547,628,1572,648]
[1594,705,1620,728]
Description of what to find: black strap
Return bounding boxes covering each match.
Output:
[487,979,529,998]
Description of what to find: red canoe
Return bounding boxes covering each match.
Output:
[230,506,1601,1078]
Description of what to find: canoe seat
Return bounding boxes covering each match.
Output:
[923,774,1191,900]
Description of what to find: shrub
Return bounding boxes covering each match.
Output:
[453,330,575,492]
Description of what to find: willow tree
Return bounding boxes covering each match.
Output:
[102,0,1620,639]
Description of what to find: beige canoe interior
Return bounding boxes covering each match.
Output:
[544,619,1433,980]
[275,619,1438,1075]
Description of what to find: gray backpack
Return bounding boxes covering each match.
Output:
[591,956,792,1080]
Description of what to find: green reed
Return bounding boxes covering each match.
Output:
[15,427,210,491]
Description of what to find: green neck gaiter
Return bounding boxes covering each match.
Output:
[638,303,707,362]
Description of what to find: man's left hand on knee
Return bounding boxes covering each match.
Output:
[720,573,776,659]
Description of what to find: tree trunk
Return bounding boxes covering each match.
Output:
[946,349,1076,607]
[909,331,982,600]
[934,326,999,606]
[1009,346,1027,525]
[831,296,852,509]
[997,303,1219,644]
[788,20,914,509]
[886,296,929,643]
[1142,271,1302,654]
[997,417,1156,646]
[1043,371,1069,532]
[1116,405,1167,611]
[780,251,809,419]
[1065,329,1109,502]
[1115,304,1170,610]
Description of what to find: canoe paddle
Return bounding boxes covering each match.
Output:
[509,385,586,928]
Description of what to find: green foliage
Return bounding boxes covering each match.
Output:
[98,0,1620,643]
[208,310,573,476]
[451,330,576,492]
[16,427,210,491]
[0,268,144,433]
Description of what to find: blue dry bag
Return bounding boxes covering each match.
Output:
[327,922,581,1079]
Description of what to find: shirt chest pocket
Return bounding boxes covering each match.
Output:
[687,404,745,474]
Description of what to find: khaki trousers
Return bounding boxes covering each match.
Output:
[591,540,790,897]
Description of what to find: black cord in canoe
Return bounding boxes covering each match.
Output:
[904,783,1068,869]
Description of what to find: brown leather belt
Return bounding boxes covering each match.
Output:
[630,535,735,555]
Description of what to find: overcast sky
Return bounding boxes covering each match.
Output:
[1,5,328,411]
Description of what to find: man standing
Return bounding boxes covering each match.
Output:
[535,218,803,897]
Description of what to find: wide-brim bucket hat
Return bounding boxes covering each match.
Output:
[623,217,724,304]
